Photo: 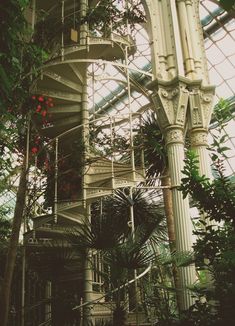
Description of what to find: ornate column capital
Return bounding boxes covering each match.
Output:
[190,129,208,147]
[165,126,184,146]
[148,76,190,131]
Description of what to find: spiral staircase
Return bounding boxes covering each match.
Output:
[24,0,145,324]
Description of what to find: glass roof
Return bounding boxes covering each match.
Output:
[199,1,235,177]
[87,0,235,176]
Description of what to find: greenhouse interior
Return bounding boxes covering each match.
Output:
[0,0,235,325]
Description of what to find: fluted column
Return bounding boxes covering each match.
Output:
[166,127,196,309]
[188,83,216,237]
[149,77,197,310]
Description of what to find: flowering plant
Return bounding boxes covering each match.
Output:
[31,95,54,125]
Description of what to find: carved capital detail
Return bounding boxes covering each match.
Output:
[151,78,189,130]
[190,129,208,147]
[165,127,184,145]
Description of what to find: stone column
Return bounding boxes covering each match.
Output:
[149,77,197,310]
[166,127,196,310]
[188,84,216,288]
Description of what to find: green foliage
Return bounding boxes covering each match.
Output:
[180,151,235,225]
[66,214,125,251]
[178,149,235,325]
[135,113,166,185]
[0,211,12,242]
[66,188,166,303]
[141,263,178,325]
[159,250,195,268]
[0,0,47,184]
[0,0,46,112]
[210,99,233,162]
[0,212,12,284]
[219,0,235,12]
[213,99,233,126]
[82,0,146,36]
[105,239,154,270]
[28,240,85,281]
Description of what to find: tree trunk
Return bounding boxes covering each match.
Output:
[0,163,27,326]
[161,168,181,311]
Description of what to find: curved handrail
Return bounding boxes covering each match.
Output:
[72,263,152,311]
[34,110,146,155]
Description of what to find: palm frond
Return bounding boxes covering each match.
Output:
[158,250,195,267]
[105,238,154,270]
[28,240,84,280]
[65,214,125,251]
[135,112,166,185]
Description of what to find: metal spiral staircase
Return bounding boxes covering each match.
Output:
[23,0,146,324]
[28,0,145,225]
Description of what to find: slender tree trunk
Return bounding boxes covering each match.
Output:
[161,168,181,311]
[0,162,27,326]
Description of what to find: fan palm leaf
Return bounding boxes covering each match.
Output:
[106,242,154,270]
[28,240,84,281]
[65,213,125,251]
[66,188,166,250]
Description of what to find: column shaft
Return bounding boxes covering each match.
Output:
[148,78,197,311]
[166,131,196,310]
[190,131,212,179]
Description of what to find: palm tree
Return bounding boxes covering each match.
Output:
[28,240,84,326]
[66,188,166,325]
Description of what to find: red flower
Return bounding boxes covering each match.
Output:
[37,105,41,111]
[38,96,44,102]
[49,103,54,107]
[41,110,47,117]
[48,97,53,102]
[31,95,36,100]
[31,147,38,154]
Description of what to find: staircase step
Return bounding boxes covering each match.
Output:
[42,71,83,93]
[57,200,84,213]
[47,103,81,115]
[32,214,55,229]
[86,188,113,200]
[38,113,82,138]
[35,88,82,102]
